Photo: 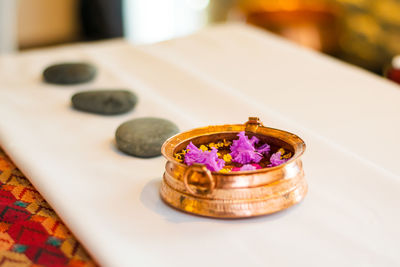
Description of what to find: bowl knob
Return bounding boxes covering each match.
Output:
[244,117,264,132]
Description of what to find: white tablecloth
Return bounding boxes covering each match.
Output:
[0,23,399,266]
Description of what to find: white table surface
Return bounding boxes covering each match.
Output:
[1,23,400,267]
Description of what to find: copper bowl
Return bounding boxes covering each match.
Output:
[160,117,307,218]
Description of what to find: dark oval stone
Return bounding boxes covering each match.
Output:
[115,117,179,158]
[43,63,96,85]
[72,90,138,115]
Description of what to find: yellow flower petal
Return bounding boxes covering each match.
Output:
[200,145,208,151]
[219,168,231,173]
[283,152,292,159]
[223,154,232,163]
[223,139,232,147]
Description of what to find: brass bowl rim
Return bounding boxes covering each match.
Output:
[161,123,306,176]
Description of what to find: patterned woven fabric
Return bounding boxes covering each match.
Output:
[0,148,97,267]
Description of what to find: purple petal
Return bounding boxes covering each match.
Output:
[230,131,265,164]
[184,142,225,172]
[232,163,262,172]
[268,152,288,167]
[257,143,271,155]
[203,148,225,172]
[250,136,259,145]
[240,164,257,171]
[184,142,202,166]
[251,164,262,169]
[231,150,262,164]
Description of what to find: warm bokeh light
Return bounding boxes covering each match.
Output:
[1,0,400,76]
[124,0,209,44]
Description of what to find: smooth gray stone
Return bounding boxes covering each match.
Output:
[72,90,137,115]
[115,117,179,158]
[43,63,96,85]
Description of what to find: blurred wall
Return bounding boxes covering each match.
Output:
[0,0,17,53]
[124,0,209,44]
[17,0,81,49]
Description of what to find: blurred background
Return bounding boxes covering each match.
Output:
[1,0,400,83]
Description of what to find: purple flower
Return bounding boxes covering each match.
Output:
[268,152,288,167]
[230,131,263,164]
[257,143,271,155]
[184,142,225,172]
[240,164,257,171]
[184,142,202,165]
[232,163,261,172]
[205,148,225,172]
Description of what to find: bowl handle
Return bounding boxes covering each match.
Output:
[183,164,215,197]
[244,117,264,132]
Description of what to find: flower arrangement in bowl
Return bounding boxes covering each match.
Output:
[174,130,292,173]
